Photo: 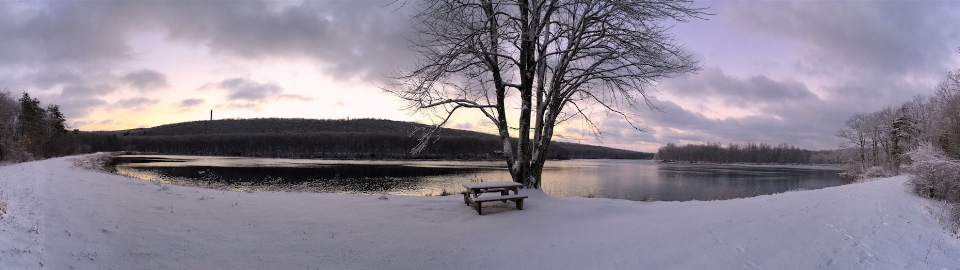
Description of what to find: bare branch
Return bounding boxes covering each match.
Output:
[388,0,705,188]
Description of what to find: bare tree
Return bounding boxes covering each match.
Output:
[905,95,940,147]
[0,90,23,161]
[389,0,703,188]
[836,113,868,173]
[936,69,960,158]
[836,67,960,177]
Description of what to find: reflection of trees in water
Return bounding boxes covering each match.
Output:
[128,165,490,194]
[113,159,850,201]
[654,165,850,201]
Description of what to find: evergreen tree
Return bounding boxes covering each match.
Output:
[46,105,67,135]
[17,93,46,156]
[890,106,915,172]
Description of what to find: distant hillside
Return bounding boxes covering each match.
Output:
[119,118,446,136]
[78,118,653,160]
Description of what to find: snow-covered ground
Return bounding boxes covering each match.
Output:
[0,155,957,269]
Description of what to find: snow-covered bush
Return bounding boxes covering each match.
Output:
[906,144,960,232]
[0,190,7,220]
[949,204,960,237]
[905,144,960,203]
[862,166,893,180]
[70,152,117,173]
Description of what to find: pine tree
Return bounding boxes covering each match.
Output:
[17,93,46,156]
[890,106,916,172]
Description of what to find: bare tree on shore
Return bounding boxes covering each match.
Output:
[837,63,960,176]
[389,0,704,188]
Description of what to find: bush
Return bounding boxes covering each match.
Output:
[0,190,7,220]
[950,204,960,236]
[69,152,118,173]
[905,143,960,233]
[861,166,893,180]
[905,144,960,202]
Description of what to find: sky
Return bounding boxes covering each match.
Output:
[1,0,958,152]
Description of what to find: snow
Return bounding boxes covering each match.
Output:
[471,194,527,202]
[462,181,522,189]
[1,155,958,269]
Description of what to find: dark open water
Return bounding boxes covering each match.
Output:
[112,155,851,201]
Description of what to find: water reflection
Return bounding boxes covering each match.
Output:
[112,155,850,201]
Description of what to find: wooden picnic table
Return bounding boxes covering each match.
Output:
[461,181,527,215]
[462,181,521,196]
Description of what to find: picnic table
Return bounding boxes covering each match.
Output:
[461,181,528,215]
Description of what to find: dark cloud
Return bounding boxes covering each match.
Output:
[209,78,283,102]
[665,67,817,108]
[115,97,159,109]
[180,98,205,107]
[26,69,81,90]
[601,97,846,150]
[58,84,115,99]
[0,2,136,66]
[606,0,960,150]
[646,63,929,150]
[176,0,416,82]
[569,82,850,150]
[0,0,416,99]
[122,69,168,91]
[727,1,958,80]
[659,68,861,140]
[57,97,108,119]
[200,77,314,110]
[46,84,114,118]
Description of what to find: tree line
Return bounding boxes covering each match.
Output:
[836,68,960,176]
[848,62,960,229]
[654,142,842,165]
[0,90,79,162]
[74,118,652,160]
[1,91,651,162]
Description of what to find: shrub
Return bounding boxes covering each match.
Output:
[905,143,960,232]
[905,144,960,202]
[70,152,118,173]
[861,166,893,180]
[0,190,7,220]
[949,204,960,236]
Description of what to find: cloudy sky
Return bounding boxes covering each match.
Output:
[1,0,957,152]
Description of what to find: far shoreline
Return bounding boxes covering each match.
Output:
[113,151,654,162]
[654,159,844,171]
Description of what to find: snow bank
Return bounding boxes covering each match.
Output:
[0,155,958,269]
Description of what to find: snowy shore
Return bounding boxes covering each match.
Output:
[1,155,957,269]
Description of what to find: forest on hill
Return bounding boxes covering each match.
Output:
[654,142,845,165]
[77,118,653,160]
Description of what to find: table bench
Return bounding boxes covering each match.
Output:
[461,181,528,215]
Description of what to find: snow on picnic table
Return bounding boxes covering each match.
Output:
[0,155,958,269]
[461,181,522,189]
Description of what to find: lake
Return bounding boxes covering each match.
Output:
[111,155,851,201]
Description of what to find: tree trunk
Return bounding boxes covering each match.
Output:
[395,0,703,190]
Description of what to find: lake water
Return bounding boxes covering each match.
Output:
[112,155,851,201]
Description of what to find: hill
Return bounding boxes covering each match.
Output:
[77,118,652,160]
[120,118,444,136]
